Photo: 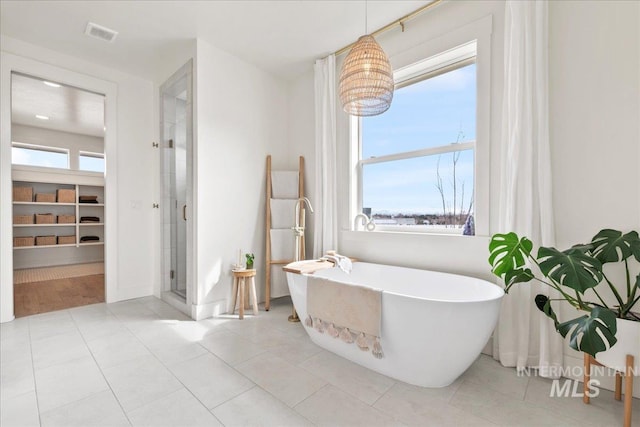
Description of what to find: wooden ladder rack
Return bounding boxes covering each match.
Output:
[265,155,304,311]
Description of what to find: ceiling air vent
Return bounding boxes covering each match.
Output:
[84,22,118,43]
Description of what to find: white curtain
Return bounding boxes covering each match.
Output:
[494,0,564,377]
[313,55,338,258]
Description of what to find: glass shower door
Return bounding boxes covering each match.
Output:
[161,62,191,301]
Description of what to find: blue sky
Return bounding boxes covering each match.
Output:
[362,63,476,215]
[12,146,105,172]
[12,146,68,169]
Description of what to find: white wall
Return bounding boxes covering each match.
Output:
[1,35,157,308]
[549,0,640,247]
[549,0,640,397]
[287,71,316,258]
[192,38,289,318]
[12,124,103,170]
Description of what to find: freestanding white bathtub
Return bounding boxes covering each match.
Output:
[286,261,504,387]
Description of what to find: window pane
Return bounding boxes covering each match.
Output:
[79,155,105,173]
[362,63,476,159]
[362,149,474,232]
[12,146,68,169]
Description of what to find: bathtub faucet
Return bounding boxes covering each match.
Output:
[293,197,314,241]
[354,213,376,231]
[290,197,313,323]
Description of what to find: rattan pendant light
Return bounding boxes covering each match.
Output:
[339,2,394,116]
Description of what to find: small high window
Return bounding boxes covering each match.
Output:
[12,143,69,169]
[79,152,105,173]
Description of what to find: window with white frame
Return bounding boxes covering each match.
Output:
[354,41,481,235]
[11,143,69,169]
[79,151,105,173]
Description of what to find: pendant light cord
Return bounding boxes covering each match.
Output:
[334,0,443,56]
[365,0,368,34]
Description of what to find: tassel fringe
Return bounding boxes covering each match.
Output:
[327,323,339,338]
[306,317,383,358]
[372,337,384,359]
[356,332,369,351]
[339,327,354,343]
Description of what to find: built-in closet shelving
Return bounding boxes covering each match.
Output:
[11,168,105,263]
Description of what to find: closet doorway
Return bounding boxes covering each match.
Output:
[10,72,106,317]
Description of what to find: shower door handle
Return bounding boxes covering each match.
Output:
[183,205,187,221]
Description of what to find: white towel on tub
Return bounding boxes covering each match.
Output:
[306,276,383,358]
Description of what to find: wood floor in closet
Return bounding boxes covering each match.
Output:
[13,274,104,318]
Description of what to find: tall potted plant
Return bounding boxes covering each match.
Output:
[488,229,639,369]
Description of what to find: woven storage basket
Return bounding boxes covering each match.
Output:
[36,235,56,246]
[57,215,75,224]
[57,235,76,245]
[14,215,34,224]
[35,193,56,203]
[56,189,76,203]
[13,187,33,202]
[14,236,35,247]
[35,213,55,224]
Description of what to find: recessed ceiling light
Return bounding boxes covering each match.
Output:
[43,81,61,88]
[35,115,49,120]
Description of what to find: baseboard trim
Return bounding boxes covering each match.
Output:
[191,299,227,320]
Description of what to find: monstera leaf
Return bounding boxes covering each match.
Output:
[489,233,533,277]
[534,295,618,357]
[503,268,534,292]
[534,294,559,328]
[590,229,640,264]
[537,246,603,294]
[557,306,618,358]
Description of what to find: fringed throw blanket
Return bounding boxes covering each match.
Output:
[306,276,383,359]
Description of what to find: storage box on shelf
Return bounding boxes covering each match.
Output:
[13,215,34,225]
[36,235,56,246]
[13,186,33,202]
[35,193,56,203]
[14,236,34,247]
[57,235,76,245]
[57,215,75,224]
[56,189,75,203]
[35,214,55,224]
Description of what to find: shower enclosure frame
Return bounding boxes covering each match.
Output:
[159,60,195,314]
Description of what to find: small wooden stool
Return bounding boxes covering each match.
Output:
[584,353,635,427]
[231,269,258,320]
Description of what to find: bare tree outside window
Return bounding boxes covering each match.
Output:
[435,131,474,229]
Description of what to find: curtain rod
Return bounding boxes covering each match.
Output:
[333,0,444,57]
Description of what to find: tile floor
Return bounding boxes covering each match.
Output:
[1,296,638,427]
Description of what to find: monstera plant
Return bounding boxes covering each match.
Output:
[489,229,640,358]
